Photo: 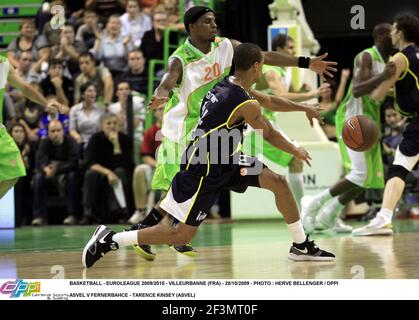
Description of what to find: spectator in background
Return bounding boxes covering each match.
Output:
[382,100,404,166]
[159,0,180,25]
[74,52,113,106]
[32,120,80,226]
[7,19,50,73]
[38,96,70,139]
[53,24,87,79]
[128,105,163,224]
[80,113,134,225]
[75,10,103,50]
[138,0,159,14]
[109,81,146,136]
[120,0,152,48]
[117,49,148,95]
[8,51,41,118]
[14,85,44,142]
[93,15,132,80]
[140,11,177,75]
[40,59,74,106]
[9,122,35,226]
[69,83,104,150]
[13,51,41,85]
[85,0,126,25]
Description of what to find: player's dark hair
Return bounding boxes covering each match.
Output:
[272,33,294,50]
[395,15,419,42]
[233,43,262,71]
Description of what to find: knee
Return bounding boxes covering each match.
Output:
[289,158,303,173]
[134,164,148,176]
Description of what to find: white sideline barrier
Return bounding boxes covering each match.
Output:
[231,113,343,220]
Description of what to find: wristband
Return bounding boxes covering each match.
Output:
[298,56,311,68]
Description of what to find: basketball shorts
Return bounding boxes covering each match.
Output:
[160,154,266,226]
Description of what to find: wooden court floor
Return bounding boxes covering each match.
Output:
[1,220,419,279]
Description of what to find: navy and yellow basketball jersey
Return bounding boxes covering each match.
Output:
[183,77,257,172]
[395,44,419,117]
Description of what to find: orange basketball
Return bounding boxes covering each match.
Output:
[342,115,378,152]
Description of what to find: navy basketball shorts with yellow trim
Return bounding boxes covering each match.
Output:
[159,154,265,226]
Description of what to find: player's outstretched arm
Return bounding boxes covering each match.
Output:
[371,54,406,102]
[233,100,312,166]
[229,39,337,80]
[148,57,183,110]
[264,52,337,80]
[249,89,323,126]
[7,65,62,113]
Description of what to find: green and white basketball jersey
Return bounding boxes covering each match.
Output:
[162,37,234,144]
[337,46,386,124]
[0,55,10,124]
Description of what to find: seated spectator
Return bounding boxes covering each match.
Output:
[74,52,113,106]
[109,81,146,136]
[32,120,80,226]
[128,105,163,224]
[93,15,132,80]
[85,0,126,25]
[13,51,41,85]
[38,96,70,139]
[53,24,87,79]
[69,83,104,150]
[9,122,36,226]
[75,10,103,50]
[382,100,404,167]
[117,49,148,95]
[80,113,134,224]
[10,81,43,142]
[7,19,51,73]
[120,0,152,48]
[159,0,181,26]
[40,59,74,106]
[140,11,177,74]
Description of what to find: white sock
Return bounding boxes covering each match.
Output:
[313,188,333,205]
[112,231,138,247]
[377,208,393,222]
[317,197,345,223]
[329,197,345,213]
[288,173,304,209]
[287,220,306,244]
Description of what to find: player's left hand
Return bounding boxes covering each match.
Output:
[309,53,337,81]
[304,103,324,127]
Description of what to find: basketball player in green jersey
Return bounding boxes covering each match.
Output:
[130,6,337,260]
[0,55,62,199]
[353,15,419,236]
[301,23,396,234]
[244,33,330,210]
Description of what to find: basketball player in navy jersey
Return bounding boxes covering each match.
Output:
[353,15,419,236]
[82,43,335,268]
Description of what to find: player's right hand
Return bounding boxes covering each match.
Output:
[293,147,312,167]
[304,103,325,126]
[148,96,169,111]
